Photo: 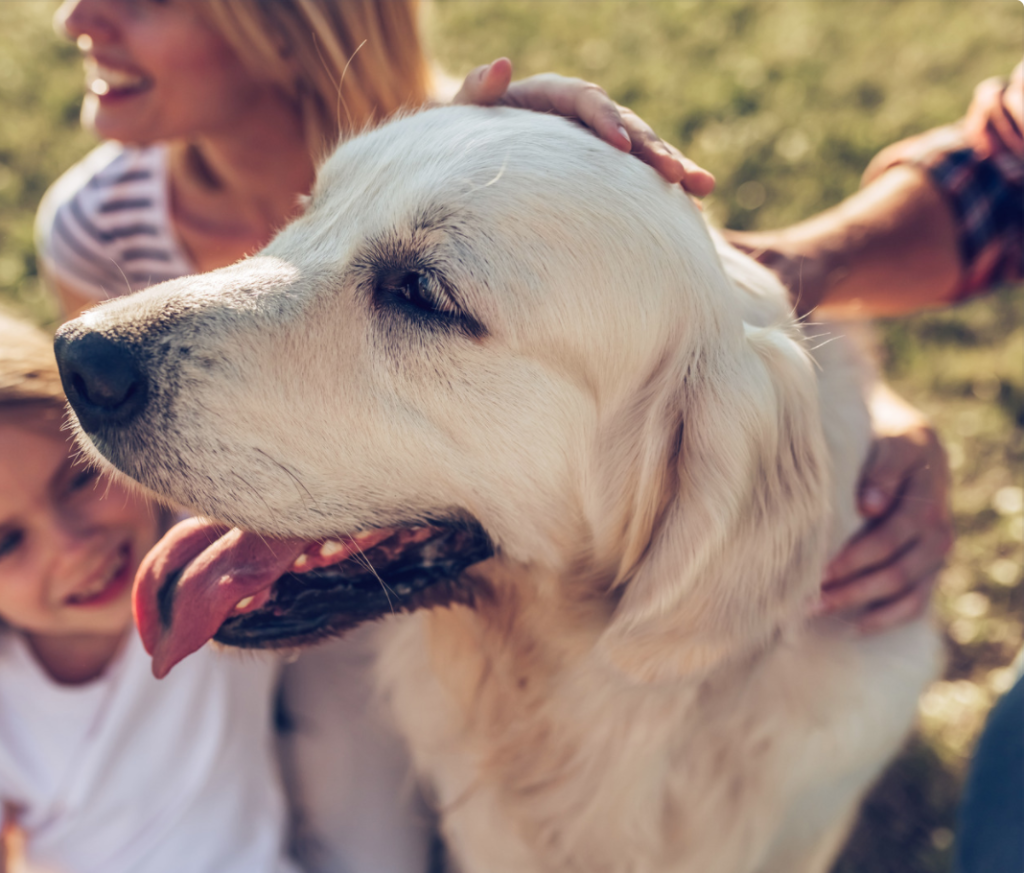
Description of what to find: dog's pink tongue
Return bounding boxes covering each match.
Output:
[134,518,307,678]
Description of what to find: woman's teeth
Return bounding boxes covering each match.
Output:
[67,548,128,605]
[86,62,148,96]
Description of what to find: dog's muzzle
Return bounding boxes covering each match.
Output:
[134,515,495,678]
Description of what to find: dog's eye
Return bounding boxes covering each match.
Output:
[372,268,485,338]
[399,272,444,312]
[381,271,457,318]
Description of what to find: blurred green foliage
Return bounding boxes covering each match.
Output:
[0,3,1021,872]
[0,1,94,321]
[0,1,92,323]
[427,0,1022,230]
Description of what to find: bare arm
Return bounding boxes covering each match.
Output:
[727,164,961,318]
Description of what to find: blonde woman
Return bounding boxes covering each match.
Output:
[37,0,713,319]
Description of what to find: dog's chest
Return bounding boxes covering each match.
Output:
[382,605,837,873]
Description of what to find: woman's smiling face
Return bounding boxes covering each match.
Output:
[0,414,162,640]
[56,0,282,144]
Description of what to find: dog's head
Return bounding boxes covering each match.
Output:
[56,106,830,681]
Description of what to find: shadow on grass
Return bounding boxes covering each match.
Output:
[833,734,963,873]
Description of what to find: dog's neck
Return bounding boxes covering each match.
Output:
[410,558,773,871]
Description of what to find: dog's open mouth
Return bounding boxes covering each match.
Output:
[134,516,493,678]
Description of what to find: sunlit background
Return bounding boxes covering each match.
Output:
[0,2,1021,871]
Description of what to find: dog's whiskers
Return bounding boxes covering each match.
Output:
[254,448,321,516]
[349,546,398,615]
[310,30,365,148]
[808,335,844,353]
[105,256,133,299]
[335,39,365,141]
[225,470,278,551]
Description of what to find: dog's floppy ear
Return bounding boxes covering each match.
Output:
[598,313,831,685]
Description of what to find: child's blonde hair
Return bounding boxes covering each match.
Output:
[0,312,65,420]
[200,0,432,160]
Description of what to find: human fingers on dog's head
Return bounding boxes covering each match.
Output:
[497,73,715,194]
[618,106,715,195]
[455,66,716,195]
[573,92,717,195]
[499,73,626,143]
[452,58,514,107]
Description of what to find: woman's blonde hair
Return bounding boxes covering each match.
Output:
[201,0,432,160]
[0,312,65,418]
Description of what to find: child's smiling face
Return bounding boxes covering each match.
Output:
[0,413,163,641]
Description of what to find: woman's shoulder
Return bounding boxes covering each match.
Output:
[35,142,192,303]
[36,141,164,230]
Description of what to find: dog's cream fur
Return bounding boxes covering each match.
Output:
[71,106,941,872]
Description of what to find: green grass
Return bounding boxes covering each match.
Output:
[426,0,1023,231]
[0,1,93,324]
[1,2,1022,871]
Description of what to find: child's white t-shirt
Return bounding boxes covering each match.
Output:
[0,628,300,873]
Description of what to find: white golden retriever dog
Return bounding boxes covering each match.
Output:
[55,106,941,873]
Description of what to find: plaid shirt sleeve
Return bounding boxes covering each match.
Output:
[862,64,1024,301]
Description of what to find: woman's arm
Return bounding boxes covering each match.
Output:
[726,165,962,318]
[729,65,1022,318]
[728,67,1023,631]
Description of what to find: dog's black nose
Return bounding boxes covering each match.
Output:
[54,329,149,430]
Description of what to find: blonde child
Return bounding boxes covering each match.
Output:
[0,312,298,873]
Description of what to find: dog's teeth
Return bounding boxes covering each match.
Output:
[292,554,309,569]
[320,540,346,557]
[235,596,255,611]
